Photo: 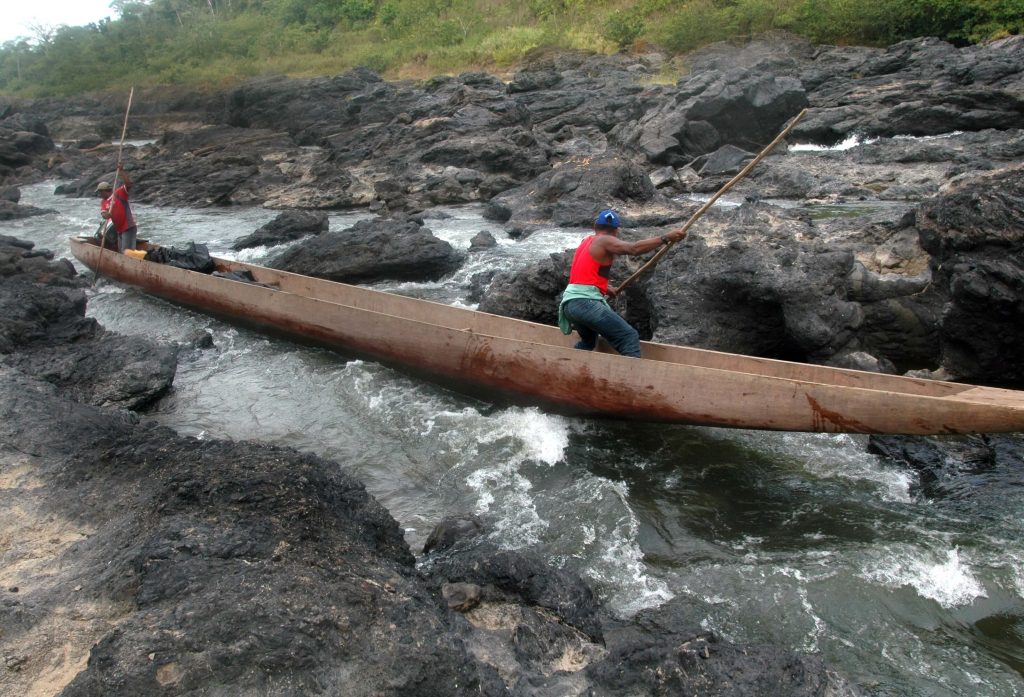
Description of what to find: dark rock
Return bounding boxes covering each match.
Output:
[869,433,1024,501]
[468,230,498,252]
[424,541,604,642]
[915,165,1024,385]
[442,582,482,612]
[466,270,498,304]
[615,70,807,164]
[0,200,55,221]
[484,154,659,229]
[183,329,215,351]
[699,144,755,176]
[269,216,464,284]
[591,597,833,697]
[423,514,484,555]
[419,531,841,696]
[0,236,176,409]
[0,111,51,137]
[0,129,54,161]
[650,205,856,361]
[0,275,94,354]
[232,210,329,251]
[0,370,506,697]
[419,126,548,179]
[0,235,35,251]
[478,250,573,326]
[74,134,105,150]
[6,331,177,411]
[648,166,678,189]
[605,583,841,694]
[824,349,897,374]
[507,69,562,94]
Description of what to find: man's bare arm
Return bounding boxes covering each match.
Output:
[593,229,687,258]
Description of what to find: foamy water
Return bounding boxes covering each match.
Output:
[863,547,987,608]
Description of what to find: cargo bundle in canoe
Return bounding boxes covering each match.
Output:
[70,236,1024,435]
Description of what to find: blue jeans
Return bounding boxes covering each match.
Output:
[561,298,641,357]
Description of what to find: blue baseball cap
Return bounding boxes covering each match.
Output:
[595,209,620,228]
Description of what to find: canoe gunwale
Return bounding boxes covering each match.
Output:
[68,236,1024,434]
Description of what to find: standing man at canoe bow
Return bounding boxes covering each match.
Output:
[97,161,137,253]
[558,209,687,357]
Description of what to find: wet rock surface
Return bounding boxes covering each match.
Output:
[231,209,330,251]
[869,433,1024,503]
[268,215,464,284]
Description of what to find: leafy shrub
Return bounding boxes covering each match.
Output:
[378,1,400,26]
[341,0,378,24]
[435,19,467,46]
[655,0,735,52]
[605,8,646,48]
[783,0,1020,45]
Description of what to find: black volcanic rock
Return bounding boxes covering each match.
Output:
[915,164,1024,385]
[268,216,464,284]
[232,210,329,250]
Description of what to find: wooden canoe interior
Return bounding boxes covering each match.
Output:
[203,245,1000,399]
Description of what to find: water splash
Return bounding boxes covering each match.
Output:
[715,429,914,502]
[863,547,987,608]
[790,135,877,152]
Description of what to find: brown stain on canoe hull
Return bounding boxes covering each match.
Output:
[807,394,880,434]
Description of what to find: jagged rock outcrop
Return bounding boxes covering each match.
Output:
[232,210,330,251]
[914,165,1024,384]
[269,215,464,284]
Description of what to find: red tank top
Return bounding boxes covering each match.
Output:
[569,235,611,293]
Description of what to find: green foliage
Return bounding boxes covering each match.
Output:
[528,0,585,21]
[378,2,399,26]
[781,0,1021,45]
[435,19,468,46]
[605,8,646,48]
[341,0,378,24]
[476,26,547,64]
[655,0,736,52]
[0,0,1021,96]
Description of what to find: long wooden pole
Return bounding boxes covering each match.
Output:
[612,108,808,295]
[93,86,135,287]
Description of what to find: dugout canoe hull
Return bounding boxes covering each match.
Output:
[70,237,1024,435]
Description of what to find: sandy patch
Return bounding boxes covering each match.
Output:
[0,454,130,697]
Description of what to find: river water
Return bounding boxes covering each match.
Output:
[5,181,1024,697]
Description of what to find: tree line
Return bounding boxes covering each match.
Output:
[1,0,1020,96]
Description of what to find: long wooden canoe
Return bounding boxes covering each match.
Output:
[70,236,1024,435]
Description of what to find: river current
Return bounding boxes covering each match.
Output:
[5,181,1023,697]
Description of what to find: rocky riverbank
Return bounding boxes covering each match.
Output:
[2,30,1024,695]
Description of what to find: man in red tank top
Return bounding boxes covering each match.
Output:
[97,161,137,253]
[557,209,686,357]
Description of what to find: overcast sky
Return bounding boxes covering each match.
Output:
[2,0,117,44]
